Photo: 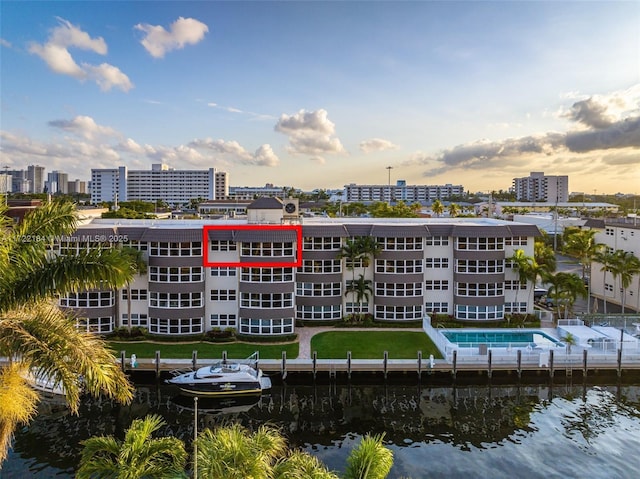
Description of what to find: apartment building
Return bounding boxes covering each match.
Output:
[512,172,569,203]
[58,199,541,336]
[27,165,45,194]
[586,217,640,313]
[344,182,464,203]
[90,164,228,206]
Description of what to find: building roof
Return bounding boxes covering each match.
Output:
[247,197,284,210]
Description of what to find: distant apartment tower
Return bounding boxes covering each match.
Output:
[344,181,464,203]
[228,183,288,200]
[27,165,45,193]
[68,179,87,195]
[6,170,29,193]
[512,172,568,203]
[91,164,227,206]
[215,171,229,200]
[46,170,69,195]
[0,174,11,195]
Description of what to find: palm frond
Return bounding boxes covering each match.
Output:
[344,433,394,479]
[0,363,41,463]
[273,450,339,479]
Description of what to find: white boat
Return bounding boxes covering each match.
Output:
[24,369,66,396]
[167,353,272,397]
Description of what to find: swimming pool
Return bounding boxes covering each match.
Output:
[442,330,562,349]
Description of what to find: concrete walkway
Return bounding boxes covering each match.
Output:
[295,326,424,359]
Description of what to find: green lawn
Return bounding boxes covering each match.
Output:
[108,341,298,360]
[310,331,442,359]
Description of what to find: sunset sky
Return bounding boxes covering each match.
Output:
[1,1,638,194]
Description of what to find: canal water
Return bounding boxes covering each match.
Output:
[4,380,640,478]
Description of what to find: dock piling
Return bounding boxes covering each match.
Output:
[281,351,287,380]
[312,351,317,380]
[517,349,522,378]
[192,350,197,370]
[488,349,493,379]
[347,351,352,380]
[452,350,457,379]
[155,350,160,379]
[617,349,623,378]
[549,349,554,379]
[120,350,126,372]
[417,351,422,377]
[383,351,388,380]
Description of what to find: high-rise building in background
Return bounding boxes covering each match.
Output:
[344,181,464,203]
[67,179,87,195]
[91,164,228,206]
[46,170,69,195]
[27,165,45,193]
[512,172,568,203]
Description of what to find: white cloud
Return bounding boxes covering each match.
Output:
[136,17,208,58]
[359,138,398,153]
[1,38,13,48]
[310,156,326,164]
[275,109,345,155]
[207,102,277,121]
[28,18,132,92]
[48,115,119,140]
[188,138,280,166]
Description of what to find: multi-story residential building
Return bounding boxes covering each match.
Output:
[68,179,87,195]
[6,169,29,193]
[586,217,640,313]
[27,165,45,193]
[344,182,465,204]
[512,172,569,203]
[90,164,228,206]
[227,184,289,200]
[215,171,229,200]
[0,173,11,195]
[58,199,541,336]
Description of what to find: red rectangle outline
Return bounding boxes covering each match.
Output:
[202,224,303,268]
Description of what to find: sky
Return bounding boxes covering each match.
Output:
[1,1,639,195]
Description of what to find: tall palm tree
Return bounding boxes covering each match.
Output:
[195,423,286,479]
[343,433,394,479]
[508,249,536,306]
[448,203,461,218]
[345,274,373,320]
[431,199,444,218]
[357,236,381,270]
[546,272,587,319]
[562,229,601,281]
[534,240,556,274]
[611,250,640,313]
[77,414,187,479]
[0,200,135,464]
[594,248,617,314]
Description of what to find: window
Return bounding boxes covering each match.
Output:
[210,289,237,301]
[76,316,114,333]
[504,302,527,313]
[455,305,504,320]
[378,237,423,250]
[375,305,423,320]
[121,289,148,300]
[456,283,503,296]
[60,291,114,308]
[240,292,294,308]
[210,267,237,277]
[425,258,449,268]
[296,282,341,296]
[121,313,148,327]
[239,317,294,335]
[123,240,148,251]
[605,228,614,236]
[456,237,504,251]
[296,305,341,320]
[425,280,449,290]
[210,314,237,328]
[150,242,202,256]
[149,266,203,282]
[345,257,365,269]
[426,236,449,246]
[345,302,369,314]
[149,292,202,308]
[241,268,294,282]
[375,282,422,296]
[149,317,203,335]
[425,302,449,314]
[301,259,341,274]
[241,242,294,256]
[456,259,504,274]
[375,259,422,274]
[210,240,237,251]
[605,283,614,292]
[505,236,527,246]
[503,280,526,290]
[303,237,341,250]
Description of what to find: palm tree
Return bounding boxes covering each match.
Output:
[562,332,578,355]
[273,451,339,479]
[546,272,587,319]
[77,414,187,479]
[448,203,460,218]
[0,200,135,463]
[343,433,394,479]
[195,423,286,479]
[562,229,601,281]
[611,250,640,313]
[357,236,381,270]
[508,249,536,306]
[534,240,556,274]
[431,199,444,218]
[345,274,373,321]
[594,248,617,314]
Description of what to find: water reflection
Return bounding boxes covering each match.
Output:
[8,381,640,478]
